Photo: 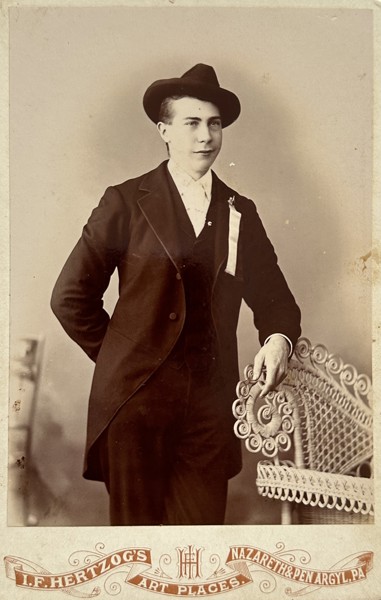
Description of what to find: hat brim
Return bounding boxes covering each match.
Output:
[143,78,241,128]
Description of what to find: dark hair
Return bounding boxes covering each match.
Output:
[158,95,184,124]
[158,96,186,157]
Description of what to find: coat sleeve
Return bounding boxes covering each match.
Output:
[51,186,129,362]
[241,199,301,350]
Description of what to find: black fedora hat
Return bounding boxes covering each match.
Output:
[143,63,241,128]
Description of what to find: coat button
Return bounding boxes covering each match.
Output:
[176,272,182,280]
[169,312,177,320]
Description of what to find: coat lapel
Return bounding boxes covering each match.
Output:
[137,162,187,270]
[211,173,231,278]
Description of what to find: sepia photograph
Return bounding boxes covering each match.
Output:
[2,2,380,599]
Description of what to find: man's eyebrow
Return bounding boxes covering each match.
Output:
[182,115,221,121]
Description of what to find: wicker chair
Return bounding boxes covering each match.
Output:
[233,337,373,524]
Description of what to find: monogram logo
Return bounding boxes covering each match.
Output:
[176,545,203,579]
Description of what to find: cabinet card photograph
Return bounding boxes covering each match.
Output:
[1,2,380,599]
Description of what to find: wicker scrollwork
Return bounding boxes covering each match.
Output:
[256,463,374,516]
[292,337,372,408]
[233,337,374,523]
[233,377,297,459]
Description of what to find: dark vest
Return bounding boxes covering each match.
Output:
[166,170,219,372]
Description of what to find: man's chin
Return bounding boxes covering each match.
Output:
[170,155,216,179]
[193,154,216,171]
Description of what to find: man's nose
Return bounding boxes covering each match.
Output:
[197,123,212,142]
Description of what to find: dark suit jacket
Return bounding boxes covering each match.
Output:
[51,161,301,480]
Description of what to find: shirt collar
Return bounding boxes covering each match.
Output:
[167,159,212,201]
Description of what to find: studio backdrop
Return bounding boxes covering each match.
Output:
[9,5,373,525]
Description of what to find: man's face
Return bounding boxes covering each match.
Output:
[157,96,222,180]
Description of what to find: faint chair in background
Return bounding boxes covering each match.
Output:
[233,337,373,525]
[9,336,44,526]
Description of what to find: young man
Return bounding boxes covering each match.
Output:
[51,63,301,526]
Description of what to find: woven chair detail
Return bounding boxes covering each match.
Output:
[233,338,373,524]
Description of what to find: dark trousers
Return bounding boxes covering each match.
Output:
[96,359,233,526]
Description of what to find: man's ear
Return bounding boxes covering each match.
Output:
[157,121,170,143]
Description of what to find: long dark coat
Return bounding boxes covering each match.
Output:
[51,161,301,480]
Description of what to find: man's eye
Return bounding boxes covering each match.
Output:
[185,120,198,126]
[210,120,221,129]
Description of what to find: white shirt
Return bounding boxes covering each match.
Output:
[167,160,212,237]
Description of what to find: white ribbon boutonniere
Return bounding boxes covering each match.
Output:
[225,196,241,277]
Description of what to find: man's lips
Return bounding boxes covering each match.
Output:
[194,150,214,155]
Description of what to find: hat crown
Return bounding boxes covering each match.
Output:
[143,63,240,127]
[181,63,220,87]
